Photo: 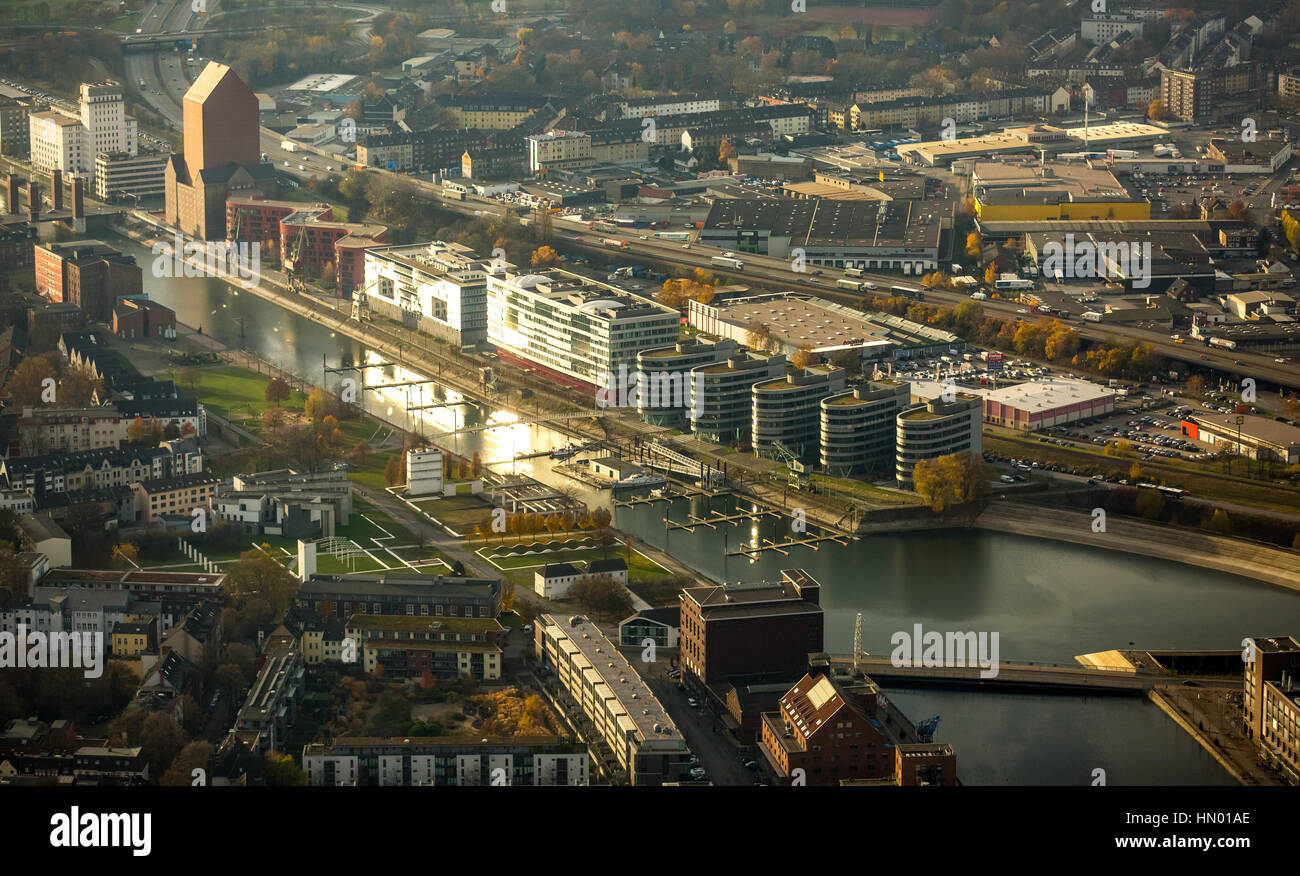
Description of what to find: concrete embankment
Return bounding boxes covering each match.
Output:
[974,502,1300,592]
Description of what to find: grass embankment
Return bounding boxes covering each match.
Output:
[168,364,306,433]
[984,432,1300,515]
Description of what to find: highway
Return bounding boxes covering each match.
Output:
[324,167,1300,391]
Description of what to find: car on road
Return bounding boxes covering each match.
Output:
[744,760,759,771]
[687,697,698,708]
[689,767,707,780]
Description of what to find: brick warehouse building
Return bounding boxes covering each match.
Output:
[678,570,824,686]
[759,670,959,786]
[33,239,142,322]
[227,196,388,294]
[165,63,276,239]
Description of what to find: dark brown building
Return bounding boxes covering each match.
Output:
[679,569,823,686]
[759,671,896,785]
[32,240,142,322]
[165,63,276,239]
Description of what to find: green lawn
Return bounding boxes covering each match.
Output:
[169,364,306,428]
[347,449,400,491]
[413,494,495,532]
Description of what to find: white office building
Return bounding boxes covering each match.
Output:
[487,269,680,392]
[29,82,136,185]
[362,241,500,346]
[406,447,444,497]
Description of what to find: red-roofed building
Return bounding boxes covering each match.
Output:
[759,671,896,786]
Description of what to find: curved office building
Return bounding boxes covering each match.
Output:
[820,380,911,476]
[689,351,786,445]
[636,338,737,428]
[895,394,982,488]
[752,365,846,462]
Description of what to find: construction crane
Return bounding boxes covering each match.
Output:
[915,715,941,743]
[769,439,813,490]
[348,276,382,322]
[284,222,308,295]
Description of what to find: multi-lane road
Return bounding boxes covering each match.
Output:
[321,169,1300,391]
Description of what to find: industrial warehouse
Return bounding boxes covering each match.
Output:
[696,196,947,274]
[687,292,961,362]
[912,377,1117,429]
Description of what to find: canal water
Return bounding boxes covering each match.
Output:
[121,233,1295,785]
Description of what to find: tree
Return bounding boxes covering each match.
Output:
[1204,508,1232,534]
[383,454,403,486]
[791,343,814,369]
[127,416,163,445]
[163,422,181,440]
[57,364,101,406]
[160,741,213,786]
[1185,375,1207,398]
[265,376,291,406]
[912,452,986,512]
[112,541,139,569]
[6,356,57,407]
[261,406,288,435]
[263,750,306,786]
[965,232,981,260]
[569,573,633,620]
[501,579,516,613]
[140,711,187,778]
[1146,99,1166,121]
[1135,489,1165,519]
[304,387,336,422]
[530,245,560,267]
[718,137,737,163]
[224,548,299,615]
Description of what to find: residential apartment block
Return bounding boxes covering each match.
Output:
[303,736,589,786]
[130,472,218,525]
[33,239,142,322]
[534,613,690,785]
[296,572,503,620]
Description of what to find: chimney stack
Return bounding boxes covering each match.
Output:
[51,169,62,211]
[72,177,85,220]
[26,180,39,221]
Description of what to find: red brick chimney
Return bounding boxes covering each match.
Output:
[51,169,62,211]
